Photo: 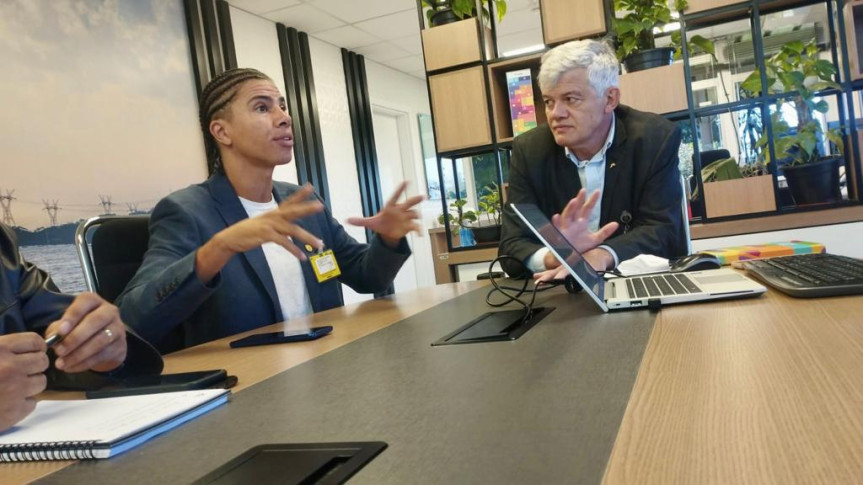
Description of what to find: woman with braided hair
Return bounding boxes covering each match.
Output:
[116,68,422,352]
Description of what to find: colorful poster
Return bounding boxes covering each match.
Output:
[506,68,537,137]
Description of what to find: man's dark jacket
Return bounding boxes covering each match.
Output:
[499,105,688,278]
[116,173,410,351]
[0,224,163,387]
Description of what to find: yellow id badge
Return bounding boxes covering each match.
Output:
[310,249,341,283]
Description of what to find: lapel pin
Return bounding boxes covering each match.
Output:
[609,162,616,169]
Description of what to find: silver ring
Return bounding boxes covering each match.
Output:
[104,328,114,341]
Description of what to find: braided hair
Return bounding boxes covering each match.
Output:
[199,68,272,174]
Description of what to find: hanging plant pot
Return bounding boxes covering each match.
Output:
[430,8,460,27]
[782,156,842,206]
[622,47,675,73]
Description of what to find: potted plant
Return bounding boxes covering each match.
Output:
[463,182,502,243]
[438,198,478,246]
[421,0,507,28]
[613,0,714,72]
[741,39,844,205]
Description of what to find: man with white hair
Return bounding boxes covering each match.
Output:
[499,39,688,278]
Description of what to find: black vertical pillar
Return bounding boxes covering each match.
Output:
[277,25,331,207]
[342,49,384,242]
[183,0,238,173]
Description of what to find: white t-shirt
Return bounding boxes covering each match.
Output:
[238,196,313,322]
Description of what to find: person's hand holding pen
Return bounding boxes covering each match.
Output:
[0,333,48,431]
[44,293,127,374]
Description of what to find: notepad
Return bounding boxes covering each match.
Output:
[0,389,229,461]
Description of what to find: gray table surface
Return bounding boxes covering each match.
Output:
[40,285,655,484]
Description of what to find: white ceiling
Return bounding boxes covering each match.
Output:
[227,0,542,79]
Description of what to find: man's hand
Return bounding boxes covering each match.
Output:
[553,189,619,254]
[196,184,325,282]
[347,181,424,247]
[533,247,615,284]
[46,293,127,374]
[0,333,48,431]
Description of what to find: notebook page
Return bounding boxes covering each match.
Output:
[0,389,228,446]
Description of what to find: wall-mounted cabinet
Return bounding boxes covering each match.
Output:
[540,0,606,45]
[428,66,492,152]
[619,63,688,114]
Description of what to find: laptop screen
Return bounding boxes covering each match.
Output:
[511,203,608,311]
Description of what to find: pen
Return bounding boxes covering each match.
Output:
[44,333,64,348]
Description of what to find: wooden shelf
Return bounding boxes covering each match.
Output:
[684,0,745,14]
[691,205,863,239]
[487,52,546,142]
[428,66,492,153]
[619,63,689,114]
[844,1,863,81]
[421,18,491,72]
[703,175,777,218]
[540,0,606,45]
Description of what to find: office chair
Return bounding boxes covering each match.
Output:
[75,215,150,302]
[75,215,185,354]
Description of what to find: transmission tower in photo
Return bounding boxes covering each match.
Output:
[0,189,15,226]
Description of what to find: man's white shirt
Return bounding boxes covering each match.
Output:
[239,196,313,321]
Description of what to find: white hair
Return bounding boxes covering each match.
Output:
[538,39,619,96]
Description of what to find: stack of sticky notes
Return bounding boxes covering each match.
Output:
[702,241,826,266]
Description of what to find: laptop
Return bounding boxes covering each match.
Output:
[511,203,766,311]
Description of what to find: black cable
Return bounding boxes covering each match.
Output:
[485,256,560,322]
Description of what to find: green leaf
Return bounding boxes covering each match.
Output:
[811,99,828,113]
[690,35,715,56]
[740,72,763,96]
[785,40,805,54]
[826,129,845,155]
[495,0,506,22]
[702,157,743,183]
[797,130,817,157]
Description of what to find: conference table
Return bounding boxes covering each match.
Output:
[6,278,863,484]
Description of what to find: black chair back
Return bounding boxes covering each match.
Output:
[91,217,150,303]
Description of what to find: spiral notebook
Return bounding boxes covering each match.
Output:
[0,389,229,461]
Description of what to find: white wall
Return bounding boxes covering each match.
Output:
[306,36,372,304]
[693,222,863,259]
[229,6,298,185]
[364,60,437,289]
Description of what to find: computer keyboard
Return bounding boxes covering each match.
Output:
[742,253,863,298]
[626,273,701,298]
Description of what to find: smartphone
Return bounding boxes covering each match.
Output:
[86,369,232,399]
[229,326,333,349]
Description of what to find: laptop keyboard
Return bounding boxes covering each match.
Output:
[744,253,863,298]
[626,273,701,299]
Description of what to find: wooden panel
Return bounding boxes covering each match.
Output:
[422,19,485,71]
[604,288,863,484]
[703,175,776,218]
[619,63,688,114]
[4,281,487,484]
[428,227,498,284]
[844,2,863,81]
[541,0,605,45]
[690,205,863,239]
[685,0,742,14]
[429,67,492,152]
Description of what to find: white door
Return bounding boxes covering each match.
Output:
[372,107,419,293]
